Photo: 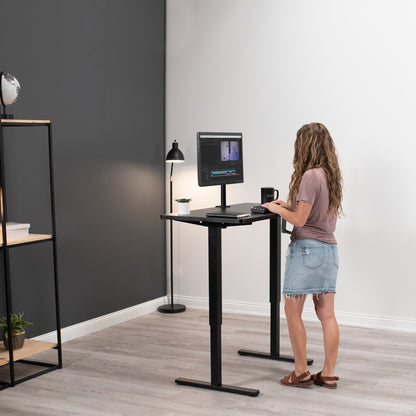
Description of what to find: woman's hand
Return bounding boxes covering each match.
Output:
[273,200,289,209]
[261,200,286,214]
[261,200,312,227]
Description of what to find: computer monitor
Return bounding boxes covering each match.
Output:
[197,132,243,207]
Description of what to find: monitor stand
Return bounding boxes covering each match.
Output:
[216,184,230,209]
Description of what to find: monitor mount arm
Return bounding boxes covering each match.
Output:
[216,184,230,209]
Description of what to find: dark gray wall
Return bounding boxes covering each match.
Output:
[0,0,166,336]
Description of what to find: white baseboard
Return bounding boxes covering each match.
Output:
[175,295,416,333]
[34,296,167,343]
[33,294,415,344]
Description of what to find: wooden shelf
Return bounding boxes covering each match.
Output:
[0,339,57,367]
[0,119,50,124]
[0,234,52,247]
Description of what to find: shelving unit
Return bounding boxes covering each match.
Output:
[0,119,62,390]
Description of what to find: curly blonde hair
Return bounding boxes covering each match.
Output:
[287,123,343,217]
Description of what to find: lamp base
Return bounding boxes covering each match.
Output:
[158,303,186,314]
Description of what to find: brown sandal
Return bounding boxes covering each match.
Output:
[280,370,314,387]
[311,371,340,389]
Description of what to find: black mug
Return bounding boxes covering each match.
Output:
[261,187,279,204]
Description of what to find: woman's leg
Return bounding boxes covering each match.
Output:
[284,295,310,378]
[313,292,339,381]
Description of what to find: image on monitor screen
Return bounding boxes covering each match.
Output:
[221,141,240,161]
[197,132,243,187]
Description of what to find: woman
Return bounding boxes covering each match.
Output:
[262,123,343,389]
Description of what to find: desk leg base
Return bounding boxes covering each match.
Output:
[175,378,259,397]
[238,349,313,365]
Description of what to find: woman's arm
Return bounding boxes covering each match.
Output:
[262,200,312,227]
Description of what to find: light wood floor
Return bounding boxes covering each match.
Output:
[0,308,415,415]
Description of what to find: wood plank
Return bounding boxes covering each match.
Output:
[0,119,50,124]
[0,234,52,247]
[0,339,57,366]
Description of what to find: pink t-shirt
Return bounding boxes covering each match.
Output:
[290,167,337,244]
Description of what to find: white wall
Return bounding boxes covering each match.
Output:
[166,0,416,330]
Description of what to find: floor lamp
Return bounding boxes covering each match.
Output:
[158,140,186,313]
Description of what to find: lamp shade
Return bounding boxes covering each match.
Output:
[166,140,185,163]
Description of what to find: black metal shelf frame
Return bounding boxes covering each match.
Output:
[0,120,62,390]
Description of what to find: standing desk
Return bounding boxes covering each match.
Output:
[161,202,310,397]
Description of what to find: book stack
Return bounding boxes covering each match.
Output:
[0,222,31,242]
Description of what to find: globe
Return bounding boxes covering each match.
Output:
[0,72,21,106]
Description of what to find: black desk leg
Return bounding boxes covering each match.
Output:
[238,217,313,365]
[176,225,259,397]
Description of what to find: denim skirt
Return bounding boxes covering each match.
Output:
[283,239,339,296]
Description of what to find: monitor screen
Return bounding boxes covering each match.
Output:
[197,132,244,187]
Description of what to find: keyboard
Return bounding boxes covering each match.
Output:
[251,205,270,214]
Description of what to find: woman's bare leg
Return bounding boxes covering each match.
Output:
[284,295,310,379]
[313,292,339,382]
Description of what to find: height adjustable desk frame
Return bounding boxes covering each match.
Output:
[161,203,312,397]
[238,218,313,365]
